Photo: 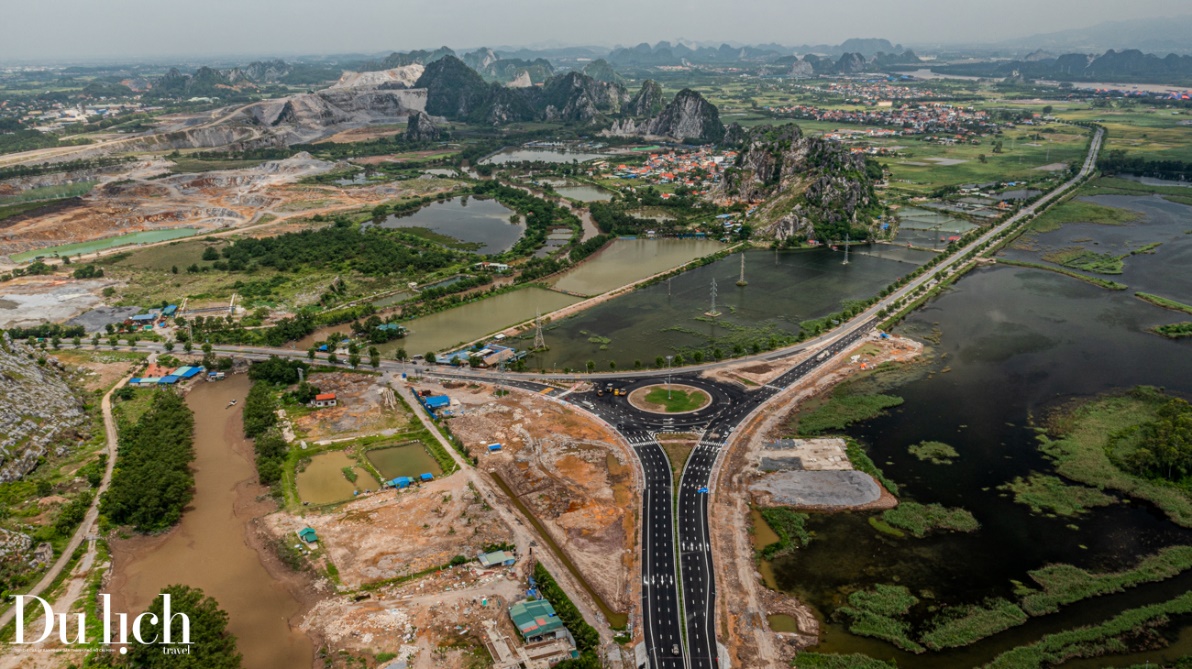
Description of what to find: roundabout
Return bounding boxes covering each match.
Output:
[627,383,712,415]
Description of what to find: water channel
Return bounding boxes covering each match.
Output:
[106,374,313,669]
[774,194,1192,666]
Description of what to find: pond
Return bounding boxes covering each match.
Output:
[555,184,613,202]
[13,227,200,262]
[551,238,725,296]
[366,443,442,481]
[295,450,378,505]
[381,286,582,356]
[482,148,608,165]
[529,247,926,371]
[371,196,521,255]
[776,195,1192,666]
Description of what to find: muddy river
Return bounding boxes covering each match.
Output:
[107,374,313,669]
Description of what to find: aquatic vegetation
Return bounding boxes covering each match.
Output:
[920,599,1028,650]
[880,502,979,538]
[1021,545,1192,616]
[999,473,1117,517]
[907,440,959,464]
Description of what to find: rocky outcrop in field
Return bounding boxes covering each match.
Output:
[716,124,882,242]
[604,88,725,143]
[0,336,87,484]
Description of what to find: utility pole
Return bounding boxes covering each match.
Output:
[736,253,748,287]
[842,232,850,265]
[665,355,674,400]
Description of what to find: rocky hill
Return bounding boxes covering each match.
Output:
[582,59,624,85]
[405,111,442,141]
[933,48,1192,84]
[415,56,626,125]
[715,124,883,243]
[0,336,87,484]
[625,80,664,117]
[604,88,724,143]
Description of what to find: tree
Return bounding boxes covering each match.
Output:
[425,352,436,364]
[978,154,987,164]
[201,246,220,261]
[171,265,179,274]
[348,353,361,369]
[202,342,213,355]
[307,346,317,360]
[90,333,100,347]
[609,360,617,370]
[655,356,665,369]
[51,337,60,350]
[1042,105,1053,115]
[184,340,193,354]
[164,340,175,352]
[585,360,595,372]
[395,348,408,361]
[72,336,81,348]
[109,336,118,349]
[327,352,339,365]
[126,585,242,669]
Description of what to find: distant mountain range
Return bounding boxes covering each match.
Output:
[932,49,1192,87]
[994,15,1192,56]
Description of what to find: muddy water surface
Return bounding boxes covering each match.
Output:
[107,375,313,669]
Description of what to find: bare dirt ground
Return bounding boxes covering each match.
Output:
[268,475,516,590]
[0,155,461,264]
[438,380,640,614]
[289,371,409,443]
[50,349,144,393]
[0,276,115,329]
[298,559,532,669]
[709,333,924,668]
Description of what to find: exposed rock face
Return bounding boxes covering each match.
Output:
[0,336,87,484]
[716,124,880,242]
[604,88,725,143]
[540,72,627,122]
[787,59,815,78]
[415,57,624,125]
[834,52,867,74]
[328,65,425,90]
[462,47,500,72]
[405,111,441,141]
[626,80,664,117]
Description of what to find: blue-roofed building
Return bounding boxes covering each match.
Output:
[159,375,180,385]
[424,395,450,410]
[420,473,434,482]
[389,476,412,489]
[174,366,203,379]
[162,305,178,317]
[129,313,156,323]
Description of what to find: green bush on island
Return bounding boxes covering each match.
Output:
[986,590,1192,669]
[1105,393,1192,482]
[1041,248,1124,275]
[837,584,924,654]
[758,507,812,559]
[1153,322,1192,339]
[1022,545,1192,616]
[881,502,980,538]
[1039,386,1192,527]
[920,598,1028,651]
[995,259,1128,290]
[907,441,959,464]
[999,473,1117,517]
[1134,291,1192,316]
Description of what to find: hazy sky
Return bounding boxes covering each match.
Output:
[3,0,1190,61]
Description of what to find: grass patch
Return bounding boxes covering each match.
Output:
[1027,196,1140,234]
[999,473,1117,517]
[907,441,958,464]
[1041,248,1124,275]
[1153,322,1192,339]
[921,599,1029,651]
[660,441,694,487]
[643,387,710,413]
[880,502,979,538]
[985,590,1192,669]
[757,507,812,559]
[0,199,69,222]
[794,391,904,436]
[995,259,1128,290]
[1135,292,1192,316]
[1021,545,1192,616]
[837,584,925,654]
[845,440,900,496]
[1039,387,1192,527]
[867,517,905,538]
[793,653,895,668]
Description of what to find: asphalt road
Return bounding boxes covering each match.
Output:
[116,127,1102,668]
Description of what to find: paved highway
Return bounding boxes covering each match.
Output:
[123,127,1102,668]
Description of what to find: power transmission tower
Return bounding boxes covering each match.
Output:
[736,253,748,287]
[842,232,850,265]
[705,277,721,318]
[533,310,546,350]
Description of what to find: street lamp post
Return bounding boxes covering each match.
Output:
[665,355,674,400]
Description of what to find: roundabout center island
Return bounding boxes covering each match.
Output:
[627,384,712,414]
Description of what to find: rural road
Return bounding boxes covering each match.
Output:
[0,374,128,631]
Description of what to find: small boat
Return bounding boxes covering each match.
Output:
[226,399,238,408]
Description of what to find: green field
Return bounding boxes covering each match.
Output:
[13,227,200,262]
[642,387,710,413]
[1058,107,1192,162]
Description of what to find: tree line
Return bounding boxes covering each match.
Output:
[101,391,196,532]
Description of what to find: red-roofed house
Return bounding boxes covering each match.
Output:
[310,392,337,408]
